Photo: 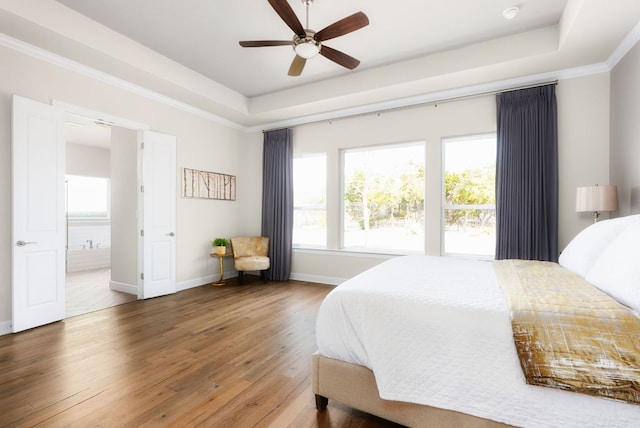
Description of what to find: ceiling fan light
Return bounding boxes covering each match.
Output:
[294,40,320,59]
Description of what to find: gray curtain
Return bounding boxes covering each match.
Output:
[261,128,293,280]
[495,84,558,261]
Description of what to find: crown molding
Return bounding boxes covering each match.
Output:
[606,20,640,68]
[246,62,612,133]
[2,25,638,134]
[0,32,244,131]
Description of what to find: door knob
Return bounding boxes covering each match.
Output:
[16,240,37,247]
[166,232,175,237]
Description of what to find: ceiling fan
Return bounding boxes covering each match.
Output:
[239,0,369,76]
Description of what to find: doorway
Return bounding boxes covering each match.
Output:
[64,116,136,317]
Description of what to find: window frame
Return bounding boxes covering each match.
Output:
[340,141,426,254]
[292,152,327,249]
[440,133,496,258]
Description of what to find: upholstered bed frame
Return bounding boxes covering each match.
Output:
[312,353,511,427]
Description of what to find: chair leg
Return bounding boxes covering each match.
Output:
[260,270,267,284]
[315,394,328,411]
[238,271,244,285]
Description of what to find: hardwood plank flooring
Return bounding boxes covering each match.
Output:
[0,278,403,427]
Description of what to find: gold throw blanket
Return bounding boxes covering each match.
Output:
[494,259,640,404]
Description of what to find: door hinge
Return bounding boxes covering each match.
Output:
[141,142,144,150]
[140,230,144,237]
[140,185,144,192]
[141,272,144,280]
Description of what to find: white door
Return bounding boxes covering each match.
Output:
[139,131,177,299]
[12,95,66,333]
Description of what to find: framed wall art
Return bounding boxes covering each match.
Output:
[182,168,236,201]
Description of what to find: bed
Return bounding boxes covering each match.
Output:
[313,215,640,427]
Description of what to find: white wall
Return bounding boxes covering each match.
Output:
[288,74,613,282]
[66,142,110,178]
[110,127,137,288]
[557,73,612,245]
[238,131,264,234]
[611,40,640,215]
[0,44,262,325]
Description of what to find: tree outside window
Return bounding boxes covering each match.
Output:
[443,135,496,257]
[343,143,425,252]
[293,154,326,247]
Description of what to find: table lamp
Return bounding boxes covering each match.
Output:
[576,184,618,223]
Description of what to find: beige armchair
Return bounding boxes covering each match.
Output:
[230,236,270,284]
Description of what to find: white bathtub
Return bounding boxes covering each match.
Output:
[66,247,111,272]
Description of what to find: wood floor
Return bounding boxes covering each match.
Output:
[0,277,403,427]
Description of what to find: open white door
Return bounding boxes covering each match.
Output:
[12,95,66,332]
[139,131,177,299]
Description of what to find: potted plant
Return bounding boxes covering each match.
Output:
[212,238,229,255]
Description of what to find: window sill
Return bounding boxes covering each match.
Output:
[292,247,422,259]
[67,218,111,225]
[293,247,494,261]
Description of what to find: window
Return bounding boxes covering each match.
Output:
[66,175,110,219]
[293,154,326,247]
[443,135,496,257]
[342,143,424,252]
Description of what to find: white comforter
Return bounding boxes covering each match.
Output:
[316,255,640,427]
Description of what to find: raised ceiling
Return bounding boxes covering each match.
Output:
[55,0,568,97]
[1,0,640,128]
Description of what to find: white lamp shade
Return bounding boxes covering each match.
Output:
[576,185,618,212]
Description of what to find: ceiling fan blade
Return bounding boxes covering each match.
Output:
[320,45,360,70]
[239,40,293,47]
[288,55,306,76]
[315,12,369,42]
[268,0,305,37]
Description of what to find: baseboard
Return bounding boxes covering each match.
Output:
[177,270,238,292]
[109,281,137,295]
[289,272,345,286]
[178,271,339,290]
[0,320,13,336]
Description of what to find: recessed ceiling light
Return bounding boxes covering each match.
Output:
[503,6,520,20]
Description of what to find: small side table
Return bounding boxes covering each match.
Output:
[210,252,232,286]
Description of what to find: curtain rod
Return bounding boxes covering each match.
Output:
[262,80,558,132]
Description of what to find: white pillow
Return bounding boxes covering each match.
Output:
[585,220,640,311]
[559,215,640,277]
